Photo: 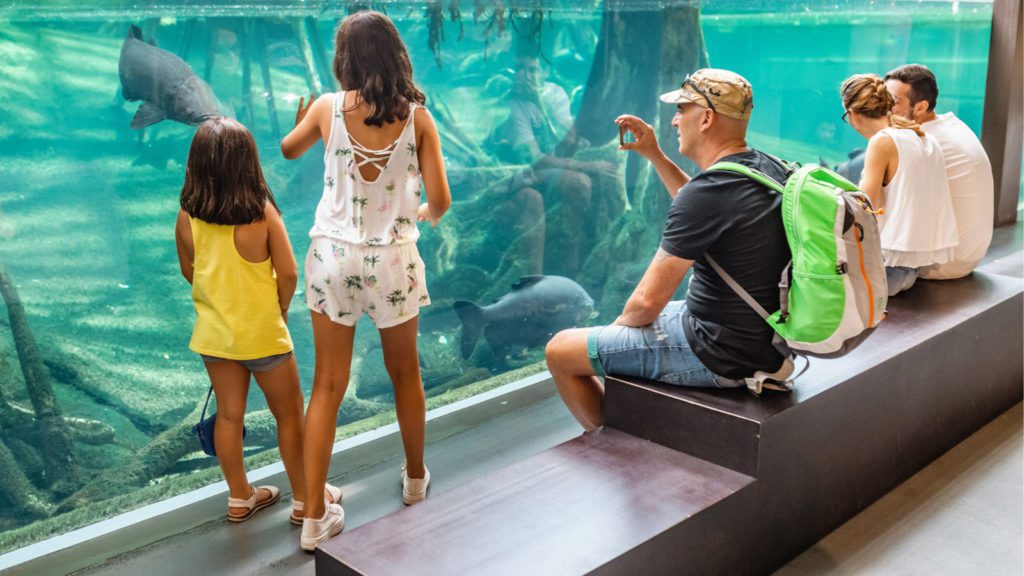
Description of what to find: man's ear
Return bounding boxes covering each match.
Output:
[912,99,930,121]
[699,108,715,132]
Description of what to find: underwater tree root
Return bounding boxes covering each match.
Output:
[61,394,384,511]
[41,352,165,435]
[0,264,80,496]
[0,437,54,519]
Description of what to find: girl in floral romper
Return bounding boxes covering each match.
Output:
[281,11,451,551]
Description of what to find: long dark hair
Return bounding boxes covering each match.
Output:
[180,116,279,225]
[333,11,426,127]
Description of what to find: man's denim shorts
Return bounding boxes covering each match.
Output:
[199,351,294,373]
[585,301,742,389]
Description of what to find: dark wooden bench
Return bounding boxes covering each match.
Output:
[316,271,1023,575]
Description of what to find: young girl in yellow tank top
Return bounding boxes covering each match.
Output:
[174,117,340,524]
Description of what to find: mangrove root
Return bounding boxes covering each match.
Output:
[0,264,80,495]
[0,437,54,519]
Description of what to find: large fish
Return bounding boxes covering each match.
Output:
[119,25,219,129]
[834,147,866,183]
[453,275,595,359]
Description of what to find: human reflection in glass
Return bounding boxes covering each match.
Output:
[484,50,616,279]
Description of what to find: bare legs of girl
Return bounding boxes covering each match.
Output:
[204,356,306,521]
[380,316,428,503]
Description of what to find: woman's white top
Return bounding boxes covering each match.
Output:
[876,126,958,268]
[309,92,423,247]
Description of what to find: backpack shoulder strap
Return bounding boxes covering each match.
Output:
[707,161,785,193]
[705,254,771,320]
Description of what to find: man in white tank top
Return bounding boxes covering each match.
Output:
[885,64,994,279]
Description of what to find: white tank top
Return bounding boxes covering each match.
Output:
[876,126,958,268]
[309,92,422,247]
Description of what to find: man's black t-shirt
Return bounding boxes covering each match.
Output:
[660,149,791,379]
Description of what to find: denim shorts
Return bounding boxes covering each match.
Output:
[199,351,293,372]
[586,301,742,389]
[885,266,919,297]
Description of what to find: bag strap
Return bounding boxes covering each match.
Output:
[705,254,770,320]
[704,160,808,391]
[199,385,214,423]
[706,161,785,193]
[703,160,791,322]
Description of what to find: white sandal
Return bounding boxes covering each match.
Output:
[227,485,280,523]
[290,482,343,525]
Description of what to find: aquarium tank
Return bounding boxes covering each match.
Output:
[0,0,998,553]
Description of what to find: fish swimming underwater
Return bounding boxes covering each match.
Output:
[119,25,219,129]
[453,275,595,359]
[835,148,866,183]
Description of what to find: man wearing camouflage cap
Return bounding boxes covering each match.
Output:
[546,68,793,431]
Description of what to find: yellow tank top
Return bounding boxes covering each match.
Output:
[188,217,292,360]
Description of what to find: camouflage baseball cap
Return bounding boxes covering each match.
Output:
[659,68,754,120]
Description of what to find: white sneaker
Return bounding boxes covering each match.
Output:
[299,501,345,552]
[400,462,430,506]
[290,482,343,525]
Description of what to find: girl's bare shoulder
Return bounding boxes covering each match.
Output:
[413,106,436,138]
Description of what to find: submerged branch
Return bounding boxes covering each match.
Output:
[0,437,54,519]
[0,264,80,495]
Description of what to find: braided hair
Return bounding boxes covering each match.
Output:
[840,73,924,137]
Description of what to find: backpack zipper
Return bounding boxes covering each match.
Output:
[853,222,875,327]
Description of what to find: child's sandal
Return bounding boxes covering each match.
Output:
[227,485,281,523]
[290,482,343,525]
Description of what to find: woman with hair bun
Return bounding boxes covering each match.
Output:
[840,73,958,296]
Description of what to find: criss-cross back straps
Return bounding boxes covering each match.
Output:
[347,132,400,171]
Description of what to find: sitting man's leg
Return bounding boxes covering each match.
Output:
[547,301,735,431]
[546,327,605,432]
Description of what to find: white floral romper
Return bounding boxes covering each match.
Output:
[305,92,430,328]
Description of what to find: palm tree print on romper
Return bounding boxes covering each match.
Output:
[390,216,412,244]
[353,196,368,232]
[309,283,327,313]
[387,289,407,316]
[405,262,418,294]
[331,242,345,259]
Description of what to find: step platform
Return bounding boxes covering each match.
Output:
[316,428,755,576]
[603,271,1023,573]
[318,271,1022,575]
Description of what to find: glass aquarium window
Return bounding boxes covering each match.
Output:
[0,0,994,553]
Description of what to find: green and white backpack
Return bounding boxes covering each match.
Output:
[705,161,888,394]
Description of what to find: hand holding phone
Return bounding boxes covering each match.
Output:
[618,123,636,146]
[614,115,658,159]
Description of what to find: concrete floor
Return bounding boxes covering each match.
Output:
[778,403,1023,576]
[67,398,1023,576]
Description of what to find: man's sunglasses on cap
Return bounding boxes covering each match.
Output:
[683,74,717,113]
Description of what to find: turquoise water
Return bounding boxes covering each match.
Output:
[0,0,996,551]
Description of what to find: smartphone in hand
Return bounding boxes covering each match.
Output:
[618,124,636,146]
